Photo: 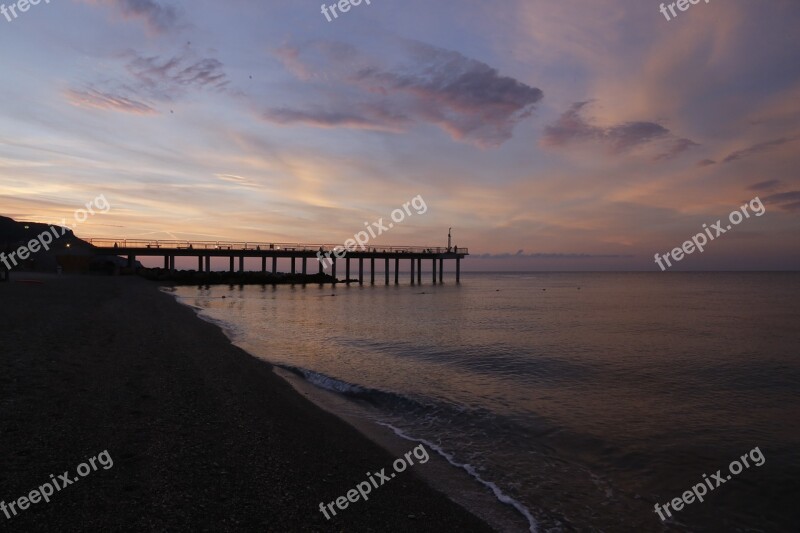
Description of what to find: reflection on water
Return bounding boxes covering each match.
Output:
[175,272,800,531]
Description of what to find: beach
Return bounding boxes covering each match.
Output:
[0,274,492,531]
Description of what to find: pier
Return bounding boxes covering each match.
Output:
[87,239,469,284]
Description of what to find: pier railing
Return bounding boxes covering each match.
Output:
[85,239,468,255]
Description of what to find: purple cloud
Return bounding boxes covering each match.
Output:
[763,191,800,212]
[723,137,793,163]
[268,40,543,147]
[543,101,696,158]
[83,0,178,32]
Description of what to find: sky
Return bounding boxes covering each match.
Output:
[1,0,799,271]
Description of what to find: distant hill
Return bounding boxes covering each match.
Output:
[0,215,96,272]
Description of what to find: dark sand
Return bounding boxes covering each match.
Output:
[0,274,492,532]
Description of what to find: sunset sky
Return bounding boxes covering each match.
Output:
[1,0,798,270]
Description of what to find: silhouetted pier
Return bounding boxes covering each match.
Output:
[88,239,468,284]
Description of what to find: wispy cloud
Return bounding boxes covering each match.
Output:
[723,137,795,163]
[748,179,782,192]
[64,88,156,115]
[542,101,695,158]
[82,0,178,33]
[476,250,634,260]
[763,191,800,212]
[65,51,230,114]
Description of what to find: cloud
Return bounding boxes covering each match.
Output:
[127,54,229,99]
[762,191,800,212]
[748,179,782,192]
[476,250,634,260]
[723,137,794,163]
[262,105,409,133]
[65,52,229,113]
[82,0,178,33]
[542,101,695,158]
[654,138,700,161]
[697,159,717,167]
[267,40,543,147]
[64,88,156,115]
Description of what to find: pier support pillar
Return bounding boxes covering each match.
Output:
[319,258,323,275]
[359,258,364,285]
[169,256,175,274]
[456,258,461,283]
[439,258,443,283]
[229,256,235,273]
[302,257,307,276]
[432,258,436,283]
[205,256,211,272]
[417,258,422,284]
[371,258,375,284]
[332,258,337,280]
[272,256,277,274]
[394,258,399,284]
[346,258,350,283]
[239,256,244,273]
[262,257,267,273]
[410,258,415,284]
[291,257,295,275]
[385,258,389,285]
[198,256,203,272]
[164,256,169,269]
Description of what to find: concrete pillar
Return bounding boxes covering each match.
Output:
[417,258,422,284]
[359,258,364,285]
[291,257,295,275]
[371,258,375,284]
[302,257,307,276]
[385,258,389,285]
[346,258,350,283]
[239,256,244,272]
[410,258,415,284]
[456,258,461,283]
[205,256,211,272]
[169,256,175,273]
[164,256,169,269]
[439,258,443,283]
[394,258,399,284]
[262,256,267,273]
[272,256,277,274]
[432,258,436,283]
[230,256,235,272]
[198,256,203,272]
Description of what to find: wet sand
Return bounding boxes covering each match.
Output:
[0,274,492,532]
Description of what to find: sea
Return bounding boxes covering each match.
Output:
[170,272,800,532]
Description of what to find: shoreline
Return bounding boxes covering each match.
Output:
[0,274,493,531]
[167,284,534,532]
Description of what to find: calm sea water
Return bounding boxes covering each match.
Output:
[172,272,800,532]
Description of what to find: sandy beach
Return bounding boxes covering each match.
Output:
[0,274,491,531]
